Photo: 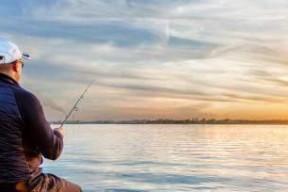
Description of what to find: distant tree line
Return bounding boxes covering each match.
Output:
[51,118,288,125]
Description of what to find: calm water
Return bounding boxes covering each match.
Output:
[44,124,288,192]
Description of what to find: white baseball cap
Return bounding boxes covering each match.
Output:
[0,38,31,64]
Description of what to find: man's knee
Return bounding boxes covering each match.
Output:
[62,179,82,192]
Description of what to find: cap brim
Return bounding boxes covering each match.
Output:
[22,53,31,60]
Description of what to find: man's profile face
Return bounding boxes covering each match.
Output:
[14,60,24,82]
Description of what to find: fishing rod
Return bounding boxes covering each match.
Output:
[60,80,94,127]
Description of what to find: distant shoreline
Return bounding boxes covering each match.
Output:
[51,119,288,125]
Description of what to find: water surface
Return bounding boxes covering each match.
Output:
[44,124,288,191]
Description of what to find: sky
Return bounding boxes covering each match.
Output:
[1,0,288,121]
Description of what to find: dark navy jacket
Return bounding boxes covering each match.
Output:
[0,73,63,183]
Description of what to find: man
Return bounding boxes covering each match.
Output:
[0,38,82,192]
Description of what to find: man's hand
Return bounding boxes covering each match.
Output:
[54,126,65,138]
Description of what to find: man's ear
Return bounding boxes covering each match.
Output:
[12,61,20,72]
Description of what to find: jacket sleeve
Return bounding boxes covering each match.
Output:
[14,89,63,160]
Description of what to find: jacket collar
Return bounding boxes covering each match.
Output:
[0,73,19,86]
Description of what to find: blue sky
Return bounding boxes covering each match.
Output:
[1,0,288,121]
